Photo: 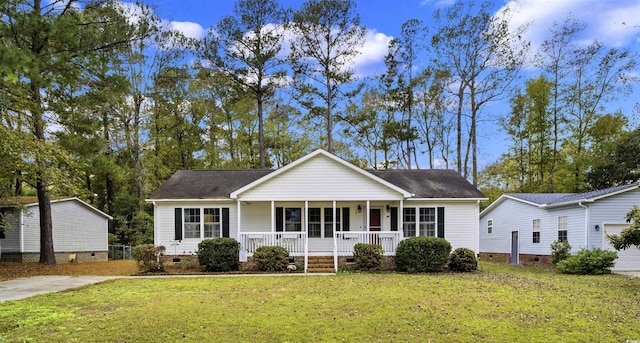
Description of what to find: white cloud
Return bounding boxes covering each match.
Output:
[499,0,640,48]
[420,0,456,8]
[169,21,205,40]
[351,29,394,77]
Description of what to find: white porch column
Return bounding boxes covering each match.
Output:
[237,200,242,240]
[333,200,337,272]
[366,200,370,231]
[271,200,275,232]
[399,200,404,237]
[304,200,309,273]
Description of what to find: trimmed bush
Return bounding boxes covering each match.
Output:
[353,243,384,271]
[253,246,290,272]
[556,248,618,275]
[395,237,452,273]
[449,248,477,272]
[197,238,240,272]
[132,244,166,272]
[551,240,571,265]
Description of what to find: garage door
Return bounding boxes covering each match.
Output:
[604,224,640,271]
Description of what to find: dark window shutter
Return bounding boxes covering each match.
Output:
[342,207,350,231]
[437,207,445,238]
[222,208,230,237]
[174,208,183,241]
[390,207,398,231]
[276,207,283,232]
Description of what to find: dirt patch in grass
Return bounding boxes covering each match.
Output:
[0,261,139,281]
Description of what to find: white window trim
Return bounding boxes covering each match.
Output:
[487,218,493,234]
[183,207,224,240]
[404,207,440,237]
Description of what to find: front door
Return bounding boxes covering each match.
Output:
[510,231,519,265]
[369,209,381,231]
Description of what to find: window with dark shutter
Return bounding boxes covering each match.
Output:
[276,207,283,232]
[342,207,350,231]
[174,208,182,241]
[437,207,445,238]
[390,207,398,231]
[222,208,230,237]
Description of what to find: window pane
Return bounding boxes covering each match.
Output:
[403,223,416,237]
[203,208,220,238]
[419,223,436,237]
[285,208,302,232]
[308,208,321,237]
[558,230,568,242]
[403,208,416,237]
[184,208,200,238]
[324,208,340,237]
[533,231,540,243]
[488,219,493,234]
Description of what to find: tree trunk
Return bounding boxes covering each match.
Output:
[31,81,56,265]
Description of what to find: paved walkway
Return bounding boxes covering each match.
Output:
[0,276,121,302]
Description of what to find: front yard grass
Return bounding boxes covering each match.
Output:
[1,262,639,342]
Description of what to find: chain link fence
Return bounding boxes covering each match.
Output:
[108,244,133,260]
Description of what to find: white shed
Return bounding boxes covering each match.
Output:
[0,197,111,263]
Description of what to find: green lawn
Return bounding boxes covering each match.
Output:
[1,263,639,342]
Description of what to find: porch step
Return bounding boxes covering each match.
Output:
[306,256,336,273]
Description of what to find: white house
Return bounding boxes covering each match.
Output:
[0,197,112,263]
[479,182,640,271]
[147,149,486,272]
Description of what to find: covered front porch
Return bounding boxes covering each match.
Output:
[236,200,406,272]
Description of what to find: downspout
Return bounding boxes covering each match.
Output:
[152,201,157,246]
[475,200,480,254]
[578,202,589,250]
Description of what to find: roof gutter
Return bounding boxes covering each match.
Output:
[578,201,589,249]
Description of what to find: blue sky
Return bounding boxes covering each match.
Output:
[149,0,640,168]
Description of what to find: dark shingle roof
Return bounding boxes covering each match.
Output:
[506,181,640,206]
[148,168,485,200]
[506,193,572,205]
[370,169,486,198]
[148,170,273,199]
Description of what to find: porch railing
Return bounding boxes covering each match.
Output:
[239,232,307,256]
[336,232,403,256]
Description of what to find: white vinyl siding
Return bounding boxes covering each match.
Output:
[237,154,404,201]
[0,208,21,252]
[480,198,588,256]
[21,200,108,253]
[154,201,237,255]
[589,189,640,249]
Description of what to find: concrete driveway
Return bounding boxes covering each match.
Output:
[0,276,119,303]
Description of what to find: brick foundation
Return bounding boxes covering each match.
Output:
[478,252,510,264]
[478,252,553,267]
[519,254,553,267]
[1,251,107,263]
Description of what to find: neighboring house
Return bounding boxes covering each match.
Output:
[0,197,111,263]
[479,182,640,271]
[147,149,486,272]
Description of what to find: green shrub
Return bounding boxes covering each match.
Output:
[253,246,290,272]
[551,240,572,265]
[197,238,240,272]
[395,237,452,273]
[132,244,166,272]
[556,248,618,275]
[449,248,478,272]
[353,243,384,271]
